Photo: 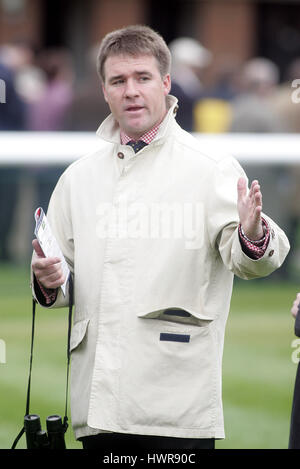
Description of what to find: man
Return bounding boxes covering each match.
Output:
[31,25,290,450]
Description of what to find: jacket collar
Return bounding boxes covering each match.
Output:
[96,95,179,145]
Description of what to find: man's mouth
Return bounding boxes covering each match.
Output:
[125,105,144,112]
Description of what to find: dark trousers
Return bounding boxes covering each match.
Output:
[289,361,300,448]
[81,432,215,450]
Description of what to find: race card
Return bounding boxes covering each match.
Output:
[34,207,70,296]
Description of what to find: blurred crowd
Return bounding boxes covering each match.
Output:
[168,37,300,135]
[0,39,300,274]
[1,39,300,134]
[0,41,109,132]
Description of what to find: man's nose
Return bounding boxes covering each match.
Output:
[124,79,139,97]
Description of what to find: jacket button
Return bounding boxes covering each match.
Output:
[117,152,124,159]
[271,229,275,240]
[268,249,274,257]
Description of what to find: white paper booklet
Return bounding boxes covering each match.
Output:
[34,207,70,296]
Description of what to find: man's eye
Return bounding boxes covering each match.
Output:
[140,76,150,81]
[112,79,124,85]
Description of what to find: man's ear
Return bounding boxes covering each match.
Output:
[163,74,171,96]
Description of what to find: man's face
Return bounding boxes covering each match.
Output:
[102,54,171,139]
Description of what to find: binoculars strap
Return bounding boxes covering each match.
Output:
[11,294,37,449]
[63,274,73,431]
[11,275,73,449]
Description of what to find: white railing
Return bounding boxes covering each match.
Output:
[1,131,299,262]
[0,132,300,165]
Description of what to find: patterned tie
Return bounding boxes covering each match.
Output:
[126,140,148,153]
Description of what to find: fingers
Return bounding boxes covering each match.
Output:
[249,180,262,206]
[33,258,65,289]
[291,293,300,318]
[31,239,65,289]
[237,178,262,208]
[33,256,61,270]
[32,239,45,258]
[237,178,264,240]
[247,180,262,222]
[237,177,247,200]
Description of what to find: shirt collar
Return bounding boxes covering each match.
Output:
[120,123,161,145]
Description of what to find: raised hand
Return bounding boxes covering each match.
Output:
[237,177,264,241]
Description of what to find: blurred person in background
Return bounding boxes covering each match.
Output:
[229,57,283,133]
[30,25,290,451]
[205,57,241,103]
[26,48,74,214]
[168,37,212,132]
[0,41,46,117]
[26,48,74,131]
[0,44,26,261]
[64,44,109,131]
[273,59,300,133]
[0,44,27,130]
[193,57,241,134]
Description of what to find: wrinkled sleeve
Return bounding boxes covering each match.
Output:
[207,156,290,280]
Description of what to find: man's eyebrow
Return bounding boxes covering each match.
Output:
[108,74,124,83]
[136,70,153,77]
[108,70,153,83]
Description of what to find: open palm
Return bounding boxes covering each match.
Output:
[237,177,264,240]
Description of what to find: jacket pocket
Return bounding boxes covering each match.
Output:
[120,308,217,429]
[137,307,213,327]
[70,318,90,352]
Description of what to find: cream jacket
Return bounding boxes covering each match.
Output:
[33,96,289,440]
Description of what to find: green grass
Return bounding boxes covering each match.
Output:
[0,264,82,449]
[0,265,299,449]
[217,278,298,449]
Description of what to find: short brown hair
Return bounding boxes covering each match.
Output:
[97,25,171,82]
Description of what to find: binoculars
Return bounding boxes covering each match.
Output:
[24,414,66,449]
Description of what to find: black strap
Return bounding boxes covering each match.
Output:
[63,275,73,431]
[11,297,37,449]
[11,277,73,449]
[26,298,37,416]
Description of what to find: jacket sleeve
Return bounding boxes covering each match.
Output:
[207,155,290,280]
[31,171,74,308]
